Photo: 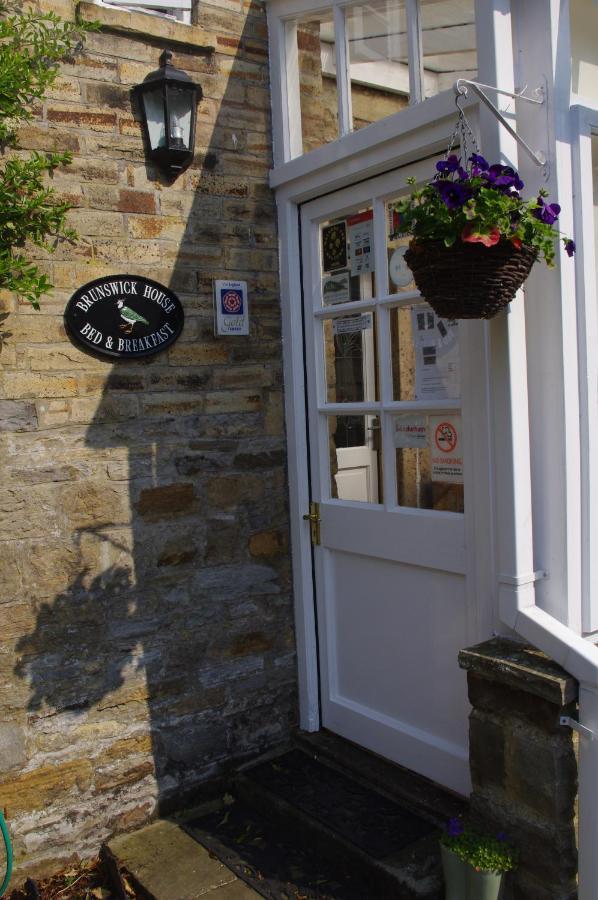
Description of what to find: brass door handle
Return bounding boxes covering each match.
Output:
[303,502,321,545]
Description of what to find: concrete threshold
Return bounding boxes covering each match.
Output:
[105,818,260,900]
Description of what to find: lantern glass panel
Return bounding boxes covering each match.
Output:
[142,86,166,150]
[167,85,193,150]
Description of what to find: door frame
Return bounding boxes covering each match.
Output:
[272,92,495,734]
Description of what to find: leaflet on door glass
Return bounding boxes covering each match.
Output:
[411,308,460,401]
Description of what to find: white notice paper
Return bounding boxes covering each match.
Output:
[347,211,374,277]
[333,313,372,335]
[393,414,428,449]
[322,271,351,305]
[411,308,460,401]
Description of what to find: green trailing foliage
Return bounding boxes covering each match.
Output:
[391,152,575,268]
[441,818,518,874]
[0,1,96,309]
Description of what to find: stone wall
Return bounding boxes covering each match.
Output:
[459,638,579,900]
[0,0,297,878]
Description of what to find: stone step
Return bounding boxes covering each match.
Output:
[228,745,446,900]
[292,730,467,828]
[104,818,262,900]
[106,733,467,899]
[183,733,465,898]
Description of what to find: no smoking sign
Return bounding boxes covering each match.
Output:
[430,415,463,484]
[434,421,458,454]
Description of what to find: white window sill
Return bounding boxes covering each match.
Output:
[77,0,215,51]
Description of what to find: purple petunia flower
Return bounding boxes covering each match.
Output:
[470,153,489,174]
[533,196,561,225]
[436,154,461,175]
[483,164,505,185]
[447,818,465,837]
[433,179,473,209]
[565,239,576,257]
[482,163,524,192]
[496,167,524,191]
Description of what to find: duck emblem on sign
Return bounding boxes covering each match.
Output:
[65,275,184,358]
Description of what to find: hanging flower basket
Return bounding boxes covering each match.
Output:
[404,238,537,320]
[390,103,574,320]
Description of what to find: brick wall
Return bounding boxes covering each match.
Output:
[0,0,297,878]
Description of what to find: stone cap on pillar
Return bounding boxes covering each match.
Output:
[458,637,578,706]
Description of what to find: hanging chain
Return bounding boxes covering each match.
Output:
[442,93,480,170]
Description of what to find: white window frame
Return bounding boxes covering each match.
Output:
[571,103,598,634]
[93,0,192,24]
[268,0,434,165]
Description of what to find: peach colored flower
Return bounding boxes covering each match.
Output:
[461,224,501,247]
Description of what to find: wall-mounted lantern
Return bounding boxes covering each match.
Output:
[133,49,201,177]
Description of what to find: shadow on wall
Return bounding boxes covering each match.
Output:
[13,2,296,833]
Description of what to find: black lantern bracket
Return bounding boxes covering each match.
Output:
[133,49,202,177]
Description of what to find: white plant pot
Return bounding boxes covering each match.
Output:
[467,866,503,900]
[441,845,468,900]
[441,844,504,900]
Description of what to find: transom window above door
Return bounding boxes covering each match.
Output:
[272,0,477,159]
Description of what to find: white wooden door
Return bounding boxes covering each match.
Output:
[301,162,472,796]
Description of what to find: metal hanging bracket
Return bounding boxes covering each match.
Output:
[560,716,594,739]
[454,78,546,168]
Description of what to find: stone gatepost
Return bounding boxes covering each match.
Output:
[459,638,579,900]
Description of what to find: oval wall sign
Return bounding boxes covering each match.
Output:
[64,275,184,359]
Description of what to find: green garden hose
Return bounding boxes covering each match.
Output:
[0,809,12,897]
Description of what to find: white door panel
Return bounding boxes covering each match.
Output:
[329,556,469,739]
[321,503,466,573]
[301,166,473,795]
[335,445,378,501]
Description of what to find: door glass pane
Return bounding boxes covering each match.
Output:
[328,415,382,503]
[294,9,339,154]
[320,208,375,304]
[420,0,477,99]
[346,0,410,130]
[393,413,464,511]
[390,304,460,401]
[324,312,378,403]
[387,226,415,294]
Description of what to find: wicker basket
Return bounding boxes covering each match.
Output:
[404,239,537,320]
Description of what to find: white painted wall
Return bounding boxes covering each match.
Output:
[571,0,598,103]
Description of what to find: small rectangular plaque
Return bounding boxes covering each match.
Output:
[214,280,249,336]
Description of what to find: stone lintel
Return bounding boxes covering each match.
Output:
[458,637,578,707]
[77,2,216,53]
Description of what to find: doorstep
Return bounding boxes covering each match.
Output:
[105,818,261,899]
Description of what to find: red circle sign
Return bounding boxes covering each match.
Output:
[434,421,458,453]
